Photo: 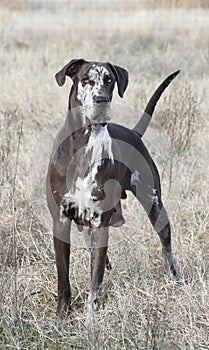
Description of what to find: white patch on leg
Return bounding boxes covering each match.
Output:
[85,284,102,328]
[148,186,159,206]
[131,170,140,187]
[87,287,102,312]
[153,188,159,206]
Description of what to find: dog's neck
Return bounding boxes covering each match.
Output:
[68,84,79,110]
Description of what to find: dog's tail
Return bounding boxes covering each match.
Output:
[133,70,180,137]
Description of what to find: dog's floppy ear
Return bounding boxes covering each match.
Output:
[107,63,129,98]
[55,58,86,86]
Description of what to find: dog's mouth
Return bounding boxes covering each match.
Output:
[84,117,107,127]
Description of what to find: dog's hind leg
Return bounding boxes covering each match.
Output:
[148,200,179,280]
[133,185,179,280]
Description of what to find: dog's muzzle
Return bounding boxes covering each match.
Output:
[93,95,110,103]
[88,98,112,123]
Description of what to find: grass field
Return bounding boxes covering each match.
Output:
[0,1,209,349]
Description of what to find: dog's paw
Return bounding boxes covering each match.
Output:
[162,250,180,281]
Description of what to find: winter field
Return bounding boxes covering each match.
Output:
[0,1,209,349]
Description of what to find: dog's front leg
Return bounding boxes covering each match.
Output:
[53,219,71,316]
[86,227,108,316]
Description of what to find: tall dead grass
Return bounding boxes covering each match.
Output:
[156,83,201,191]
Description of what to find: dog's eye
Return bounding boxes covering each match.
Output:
[83,77,90,84]
[105,77,113,84]
[82,77,95,86]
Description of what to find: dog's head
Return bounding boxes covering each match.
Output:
[55,59,129,124]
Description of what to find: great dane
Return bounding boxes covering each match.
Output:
[46,58,180,317]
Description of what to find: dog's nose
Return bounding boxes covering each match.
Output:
[93,95,110,103]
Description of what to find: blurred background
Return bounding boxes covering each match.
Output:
[0,1,209,349]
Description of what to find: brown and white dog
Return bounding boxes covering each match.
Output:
[46,59,180,317]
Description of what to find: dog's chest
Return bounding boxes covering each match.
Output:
[60,125,114,227]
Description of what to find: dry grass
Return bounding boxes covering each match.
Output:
[0,2,209,349]
[147,0,209,8]
[1,0,209,11]
[117,0,209,10]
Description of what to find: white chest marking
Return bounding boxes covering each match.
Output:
[85,124,114,163]
[61,125,114,226]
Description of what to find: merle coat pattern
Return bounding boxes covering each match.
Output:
[46,59,179,317]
